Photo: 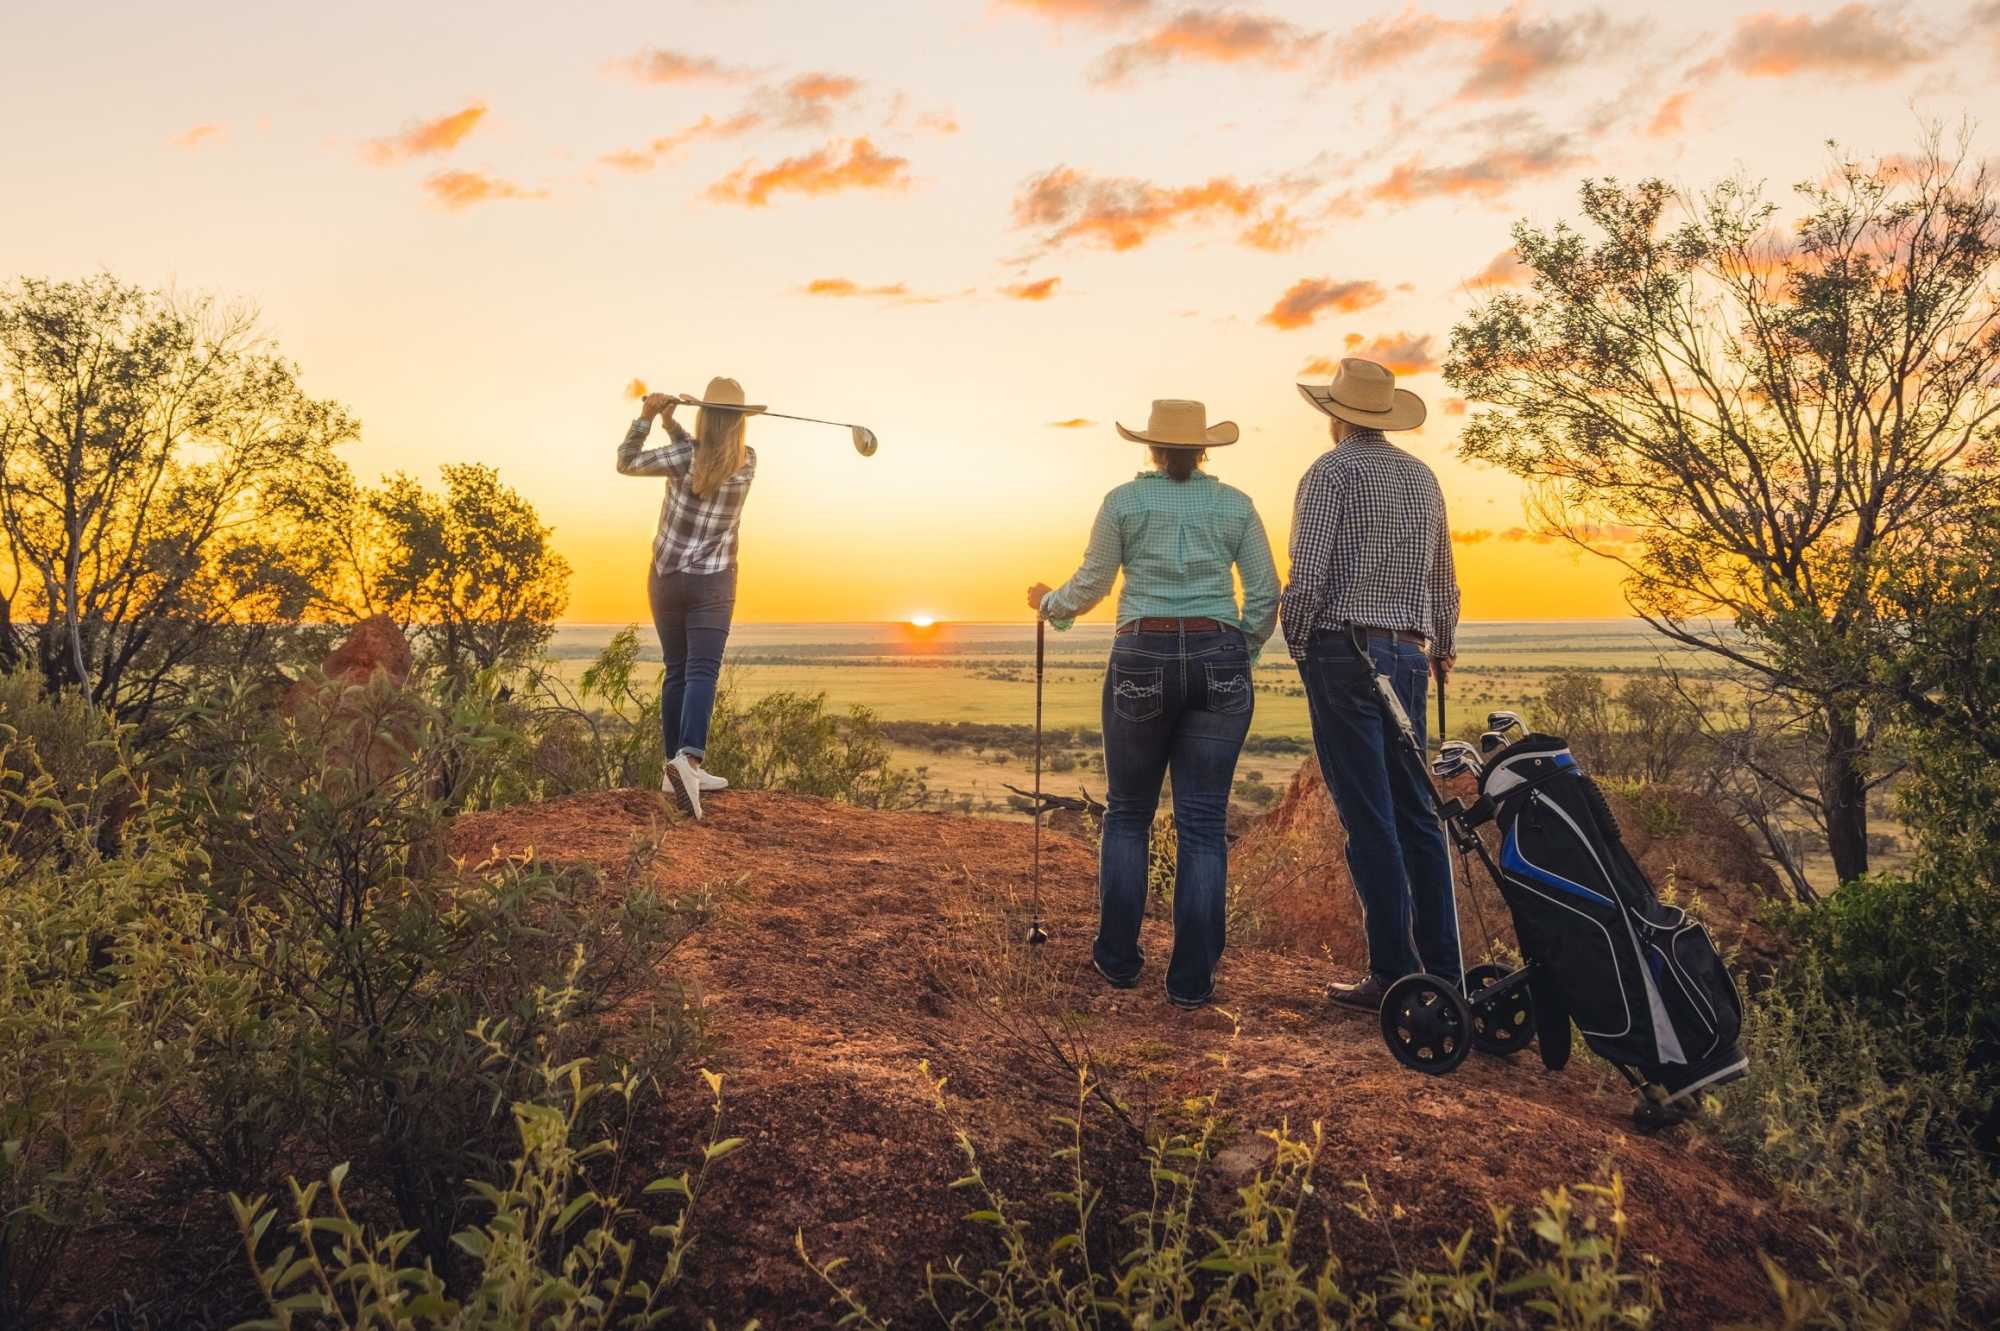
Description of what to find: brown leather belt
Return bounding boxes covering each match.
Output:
[1117,616,1229,636]
[1352,624,1428,647]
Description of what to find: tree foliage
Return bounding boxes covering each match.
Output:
[1447,134,2000,882]
[0,275,357,719]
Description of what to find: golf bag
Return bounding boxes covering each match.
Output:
[1477,735,1747,1103]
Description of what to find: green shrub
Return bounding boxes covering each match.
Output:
[231,1053,738,1330]
[800,1062,1664,1329]
[169,671,708,1280]
[705,687,927,809]
[1715,941,2000,1320]
[0,702,219,1327]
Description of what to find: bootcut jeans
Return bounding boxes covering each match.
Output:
[1094,626,1254,1005]
[1297,630,1461,986]
[648,564,737,761]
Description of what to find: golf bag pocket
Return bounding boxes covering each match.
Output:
[1110,665,1165,722]
[1638,912,1741,1061]
[1203,661,1252,714]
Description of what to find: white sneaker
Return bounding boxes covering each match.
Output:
[664,753,704,820]
[694,768,729,793]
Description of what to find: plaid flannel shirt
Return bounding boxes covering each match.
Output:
[616,416,757,576]
[1280,429,1459,660]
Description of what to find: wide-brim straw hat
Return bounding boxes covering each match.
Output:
[1115,399,1239,448]
[677,376,766,414]
[1297,358,1425,431]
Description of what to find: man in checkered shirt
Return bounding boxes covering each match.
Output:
[1283,358,1462,1011]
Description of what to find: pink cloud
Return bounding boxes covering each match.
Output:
[1719,5,1931,79]
[363,104,487,165]
[1014,167,1297,252]
[707,138,912,207]
[605,49,745,84]
[172,124,226,149]
[1001,276,1063,301]
[422,170,547,210]
[1260,277,1388,330]
[1092,8,1319,82]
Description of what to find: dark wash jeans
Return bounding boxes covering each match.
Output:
[1095,628,1254,1004]
[648,564,737,761]
[1297,631,1461,986]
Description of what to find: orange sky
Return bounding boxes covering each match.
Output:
[4,1,1994,623]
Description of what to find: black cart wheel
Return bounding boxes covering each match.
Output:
[1466,962,1536,1057]
[1381,974,1472,1075]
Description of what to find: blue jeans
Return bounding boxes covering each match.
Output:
[1298,632,1460,986]
[1095,628,1253,1004]
[648,565,736,761]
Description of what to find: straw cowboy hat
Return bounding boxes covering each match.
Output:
[1115,399,1239,448]
[1297,358,1426,431]
[676,376,767,415]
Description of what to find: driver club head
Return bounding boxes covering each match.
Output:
[1487,710,1524,735]
[851,425,878,457]
[1025,920,1049,946]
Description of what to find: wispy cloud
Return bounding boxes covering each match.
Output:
[1444,397,1469,416]
[1452,527,1493,544]
[1715,5,1932,79]
[1001,276,1063,300]
[1049,417,1098,428]
[1092,7,1319,82]
[605,49,746,84]
[1261,277,1387,330]
[1363,125,1585,206]
[802,277,912,299]
[1344,331,1438,375]
[422,170,547,210]
[1014,167,1301,252]
[600,111,765,172]
[768,72,865,128]
[1646,89,1693,136]
[363,104,487,165]
[916,109,962,134]
[996,0,1152,26]
[171,124,226,150]
[1470,246,1531,286]
[599,71,869,173]
[1456,9,1624,100]
[707,137,912,207]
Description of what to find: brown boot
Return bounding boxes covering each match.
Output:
[1328,975,1391,1012]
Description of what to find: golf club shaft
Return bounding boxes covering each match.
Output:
[760,409,866,431]
[1032,618,1044,917]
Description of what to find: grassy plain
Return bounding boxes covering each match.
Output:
[546,621,1721,815]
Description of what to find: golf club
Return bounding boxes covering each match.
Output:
[1487,710,1524,736]
[635,382,881,456]
[1026,617,1049,946]
[1479,729,1508,756]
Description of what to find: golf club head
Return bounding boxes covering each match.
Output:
[1025,920,1049,946]
[1439,739,1479,762]
[851,425,878,457]
[1479,729,1507,756]
[1487,710,1524,735]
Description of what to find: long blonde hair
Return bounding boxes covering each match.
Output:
[689,407,748,498]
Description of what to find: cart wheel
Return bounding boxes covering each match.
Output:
[1466,962,1536,1058]
[1381,974,1472,1075]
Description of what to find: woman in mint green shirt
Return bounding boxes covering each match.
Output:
[1025,401,1279,1008]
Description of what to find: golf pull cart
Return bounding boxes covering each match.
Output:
[1368,661,1745,1132]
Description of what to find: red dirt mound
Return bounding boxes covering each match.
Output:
[1234,760,1787,974]
[447,788,1806,1328]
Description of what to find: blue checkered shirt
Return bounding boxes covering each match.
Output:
[1280,429,1459,660]
[616,416,757,575]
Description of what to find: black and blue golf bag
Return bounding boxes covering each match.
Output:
[1476,735,1747,1105]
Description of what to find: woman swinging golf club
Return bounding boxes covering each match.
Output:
[1027,401,1279,1008]
[617,376,763,819]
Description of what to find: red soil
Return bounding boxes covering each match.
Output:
[448,786,1802,1328]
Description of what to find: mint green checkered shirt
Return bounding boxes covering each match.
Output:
[1040,471,1280,660]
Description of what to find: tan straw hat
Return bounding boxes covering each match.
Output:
[1115,399,1240,448]
[1296,358,1426,431]
[677,376,767,414]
